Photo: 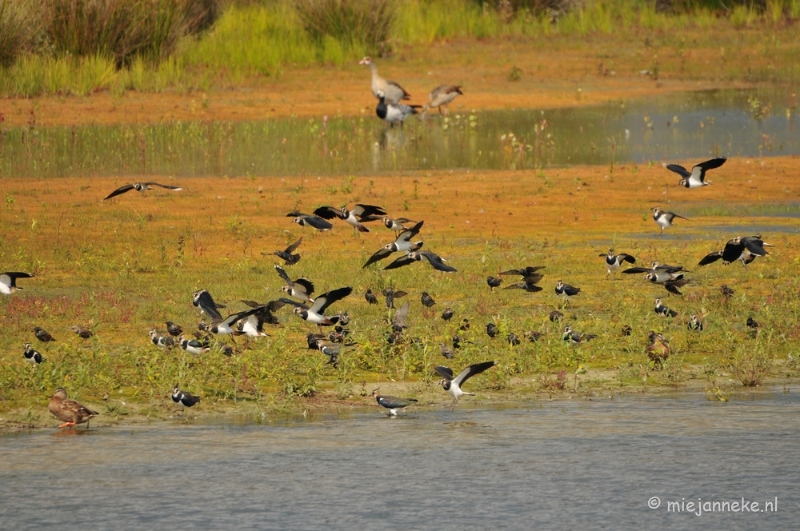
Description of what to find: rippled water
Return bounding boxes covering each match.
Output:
[0,89,796,178]
[2,390,798,530]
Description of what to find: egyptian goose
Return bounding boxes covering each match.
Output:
[359,56,410,104]
[423,85,463,115]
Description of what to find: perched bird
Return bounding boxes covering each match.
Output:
[555,280,581,302]
[440,343,455,359]
[376,93,420,127]
[166,321,183,337]
[507,333,521,346]
[654,298,678,317]
[359,56,411,104]
[384,250,457,272]
[487,276,503,291]
[422,85,463,116]
[435,361,497,409]
[382,217,416,233]
[486,323,498,338]
[646,331,670,365]
[268,237,302,265]
[48,388,98,429]
[652,207,689,232]
[549,310,564,322]
[687,315,704,331]
[365,288,379,305]
[666,157,726,188]
[23,343,44,364]
[646,272,690,295]
[600,249,636,276]
[178,335,211,355]
[746,317,760,335]
[71,325,93,339]
[441,307,454,321]
[314,204,387,233]
[421,292,436,308]
[287,287,353,326]
[149,329,175,348]
[274,265,315,303]
[33,326,55,342]
[562,326,596,344]
[363,221,424,268]
[286,211,334,231]
[459,318,470,331]
[382,287,407,309]
[102,182,183,201]
[698,235,772,267]
[172,386,201,411]
[371,388,417,416]
[0,271,33,295]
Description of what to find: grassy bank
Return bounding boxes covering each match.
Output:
[1,158,799,425]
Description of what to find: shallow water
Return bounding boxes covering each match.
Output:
[2,390,798,530]
[0,89,796,178]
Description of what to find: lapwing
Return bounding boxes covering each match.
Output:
[646,272,690,295]
[687,315,704,331]
[48,388,98,429]
[646,331,670,365]
[286,211,334,231]
[274,265,315,303]
[666,157,726,188]
[435,361,497,409]
[362,221,424,268]
[384,250,457,272]
[314,204,387,233]
[286,287,353,326]
[192,289,226,317]
[500,266,545,278]
[422,85,463,116]
[504,278,544,292]
[441,307,454,321]
[268,237,302,265]
[487,276,503,291]
[654,298,678,317]
[178,335,210,355]
[486,323,498,338]
[562,326,596,344]
[698,235,771,267]
[375,92,421,127]
[652,207,689,232]
[382,287,407,309]
[600,249,636,276]
[166,321,183,337]
[102,182,183,201]
[172,386,201,411]
[440,343,455,359]
[71,325,93,339]
[0,271,33,295]
[239,299,285,327]
[365,288,379,304]
[371,388,417,416]
[335,312,350,326]
[33,326,56,342]
[555,280,581,302]
[623,261,689,283]
[23,343,44,364]
[382,217,416,234]
[200,305,271,337]
[421,292,436,308]
[149,329,175,348]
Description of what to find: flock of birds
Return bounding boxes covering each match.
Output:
[2,64,775,424]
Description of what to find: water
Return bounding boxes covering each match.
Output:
[2,390,798,530]
[0,89,796,178]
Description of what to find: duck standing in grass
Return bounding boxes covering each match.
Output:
[48,388,98,429]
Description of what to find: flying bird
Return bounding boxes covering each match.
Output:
[0,271,33,295]
[267,237,303,265]
[286,287,353,326]
[192,289,226,317]
[48,388,98,429]
[102,182,183,201]
[646,272,690,295]
[384,251,457,272]
[652,207,689,232]
[382,217,416,234]
[274,265,315,303]
[363,221,424,268]
[382,287,407,309]
[314,204,387,233]
[698,235,772,267]
[666,157,726,188]
[287,212,334,231]
[435,361,497,409]
[600,249,636,275]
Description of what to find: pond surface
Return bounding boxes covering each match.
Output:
[0,89,796,178]
[1,390,798,530]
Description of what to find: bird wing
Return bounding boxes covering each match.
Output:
[694,157,727,180]
[274,265,292,285]
[454,361,497,386]
[392,301,410,327]
[1,271,33,287]
[293,278,315,296]
[193,290,223,321]
[286,211,307,217]
[284,237,303,254]
[499,269,524,276]
[278,297,309,310]
[393,291,408,299]
[722,240,746,262]
[313,206,343,220]
[383,254,417,270]
[240,299,262,308]
[665,164,691,178]
[621,267,651,274]
[363,247,394,268]
[421,252,457,273]
[378,396,417,409]
[386,80,411,99]
[397,220,425,243]
[522,273,544,284]
[145,182,183,191]
[352,204,387,219]
[102,184,135,200]
[742,237,768,256]
[664,279,689,295]
[303,216,334,230]
[620,254,636,264]
[434,365,455,381]
[309,287,352,315]
[221,306,263,328]
[698,251,723,266]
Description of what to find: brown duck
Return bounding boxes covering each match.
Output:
[48,388,98,429]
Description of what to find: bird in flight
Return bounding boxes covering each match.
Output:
[102,182,183,201]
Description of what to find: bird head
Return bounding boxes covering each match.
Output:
[370,388,381,397]
[359,56,373,66]
[293,307,303,315]
[23,342,31,350]
[51,388,67,400]
[654,298,663,306]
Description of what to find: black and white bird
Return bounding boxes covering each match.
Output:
[623,261,689,283]
[71,325,93,339]
[178,335,210,355]
[555,280,581,302]
[687,315,704,331]
[487,276,503,291]
[192,290,226,317]
[0,271,33,295]
[365,289,379,305]
[666,157,726,188]
[102,182,183,201]
[600,249,636,275]
[371,388,417,416]
[314,204,387,233]
[376,92,421,127]
[646,272,690,295]
[362,221,424,268]
[382,287,407,309]
[698,235,772,267]
[200,305,271,337]
[421,292,436,308]
[237,300,286,337]
[33,326,56,342]
[287,212,334,231]
[562,326,596,344]
[268,237,302,265]
[149,329,175,348]
[23,343,44,364]
[286,287,353,326]
[441,307,454,321]
[382,217,416,234]
[166,321,183,337]
[172,386,201,411]
[274,265,315,303]
[652,207,689,232]
[654,298,678,317]
[434,361,497,409]
[384,250,457,272]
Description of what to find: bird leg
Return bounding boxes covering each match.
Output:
[58,421,76,428]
